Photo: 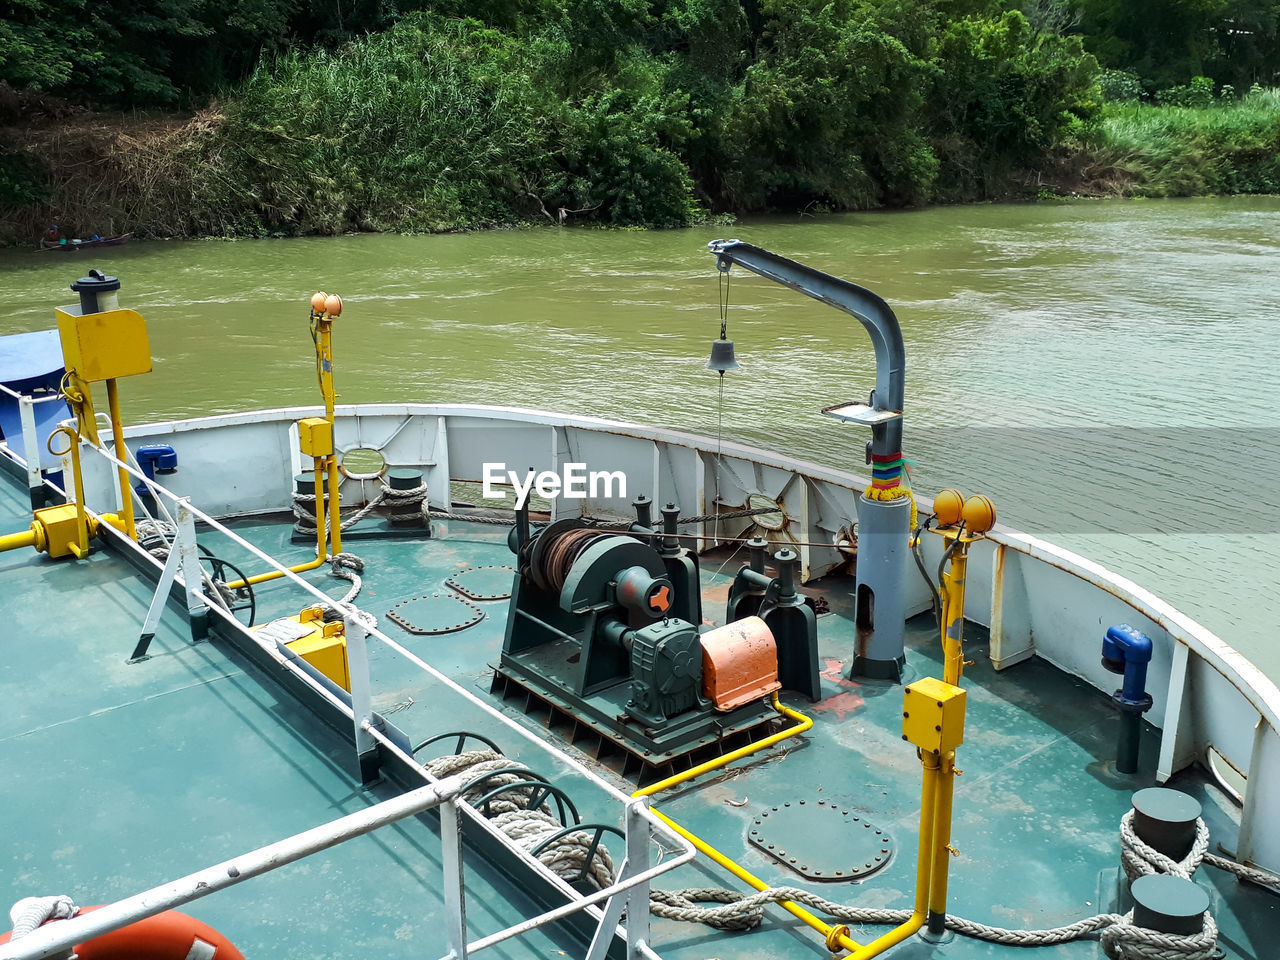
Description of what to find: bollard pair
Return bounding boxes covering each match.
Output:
[1126,787,1210,935]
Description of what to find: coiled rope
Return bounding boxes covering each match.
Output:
[135,519,237,612]
[420,749,615,891]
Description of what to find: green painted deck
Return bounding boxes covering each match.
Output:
[1,486,1274,958]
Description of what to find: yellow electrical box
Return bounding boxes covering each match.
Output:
[297,417,333,458]
[32,504,85,559]
[902,676,966,755]
[276,606,350,691]
[55,307,152,383]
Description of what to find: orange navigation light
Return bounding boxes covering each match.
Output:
[934,488,964,527]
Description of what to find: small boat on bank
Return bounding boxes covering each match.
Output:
[40,233,132,252]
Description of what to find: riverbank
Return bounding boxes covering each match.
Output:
[4,89,1280,246]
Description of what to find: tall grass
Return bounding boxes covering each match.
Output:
[1089,89,1280,196]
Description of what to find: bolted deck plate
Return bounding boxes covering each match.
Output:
[387,593,484,635]
[446,565,516,601]
[748,796,893,881]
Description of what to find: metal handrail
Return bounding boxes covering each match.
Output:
[0,381,65,404]
[0,778,468,960]
[54,439,694,957]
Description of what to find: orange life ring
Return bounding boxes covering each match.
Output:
[0,905,244,959]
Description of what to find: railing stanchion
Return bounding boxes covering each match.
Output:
[441,798,468,960]
[174,501,207,641]
[343,609,380,785]
[625,798,652,960]
[18,396,45,508]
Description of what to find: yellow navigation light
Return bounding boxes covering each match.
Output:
[297,416,334,458]
[961,494,996,533]
[55,307,152,383]
[902,676,966,755]
[933,488,964,527]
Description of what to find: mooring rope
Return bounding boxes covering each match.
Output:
[643,807,1280,954]
[135,519,237,612]
[292,479,430,536]
[420,749,615,890]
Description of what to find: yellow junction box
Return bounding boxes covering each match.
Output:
[55,307,152,383]
[902,676,966,755]
[279,606,350,691]
[297,417,333,458]
[32,504,85,559]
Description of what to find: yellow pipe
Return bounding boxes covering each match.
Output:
[635,693,953,960]
[105,378,137,540]
[842,751,941,959]
[0,529,36,552]
[633,693,811,799]
[223,320,339,590]
[318,321,342,556]
[939,535,970,687]
[633,696,870,950]
[927,751,958,931]
[647,807,861,949]
[56,425,91,557]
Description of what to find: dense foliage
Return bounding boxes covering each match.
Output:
[1,1,1277,236]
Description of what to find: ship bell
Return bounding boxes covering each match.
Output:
[706,337,740,373]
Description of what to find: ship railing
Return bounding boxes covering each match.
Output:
[6,399,1279,872]
[0,774,672,960]
[0,380,70,506]
[89,400,1276,876]
[11,433,693,960]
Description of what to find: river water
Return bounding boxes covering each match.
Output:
[2,198,1278,681]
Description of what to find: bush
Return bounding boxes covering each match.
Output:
[1099,69,1144,102]
[1157,76,1215,108]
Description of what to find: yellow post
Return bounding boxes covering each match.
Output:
[842,750,940,959]
[49,424,92,558]
[223,294,344,590]
[105,378,137,540]
[926,749,960,937]
[62,372,99,444]
[316,310,342,556]
[938,531,971,687]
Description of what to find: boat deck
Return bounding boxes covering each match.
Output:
[1,481,1274,958]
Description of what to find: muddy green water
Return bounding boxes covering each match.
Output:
[2,198,1278,682]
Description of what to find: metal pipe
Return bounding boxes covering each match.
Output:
[51,425,91,557]
[458,849,693,957]
[318,320,342,556]
[645,808,859,949]
[939,534,970,687]
[0,779,467,960]
[843,750,941,959]
[630,698,854,947]
[633,694,811,798]
[104,378,136,540]
[926,751,958,936]
[0,529,36,552]
[223,463,328,589]
[706,239,905,458]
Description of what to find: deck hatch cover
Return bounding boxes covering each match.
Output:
[446,566,516,601]
[387,593,484,635]
[748,797,893,881]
